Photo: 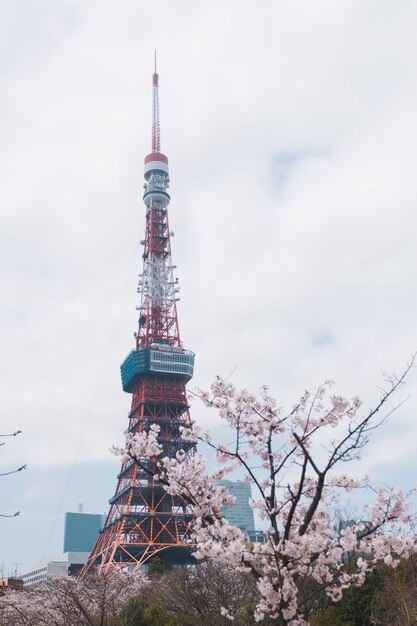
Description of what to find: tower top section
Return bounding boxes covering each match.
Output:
[136,56,182,352]
[145,50,169,180]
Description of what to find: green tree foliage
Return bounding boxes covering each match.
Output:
[309,558,417,626]
[140,604,193,626]
[310,606,353,626]
[336,567,386,626]
[370,555,417,625]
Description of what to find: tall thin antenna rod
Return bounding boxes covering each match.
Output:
[152,51,160,153]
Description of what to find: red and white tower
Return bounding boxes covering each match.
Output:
[81,60,195,574]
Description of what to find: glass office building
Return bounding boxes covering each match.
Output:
[63,512,104,553]
[218,480,256,538]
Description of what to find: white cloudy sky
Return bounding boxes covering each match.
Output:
[1,0,417,574]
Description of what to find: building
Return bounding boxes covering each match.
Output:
[218,480,256,539]
[0,577,24,592]
[63,511,104,553]
[20,561,68,587]
[248,530,265,543]
[62,509,105,575]
[18,509,104,585]
[65,551,94,577]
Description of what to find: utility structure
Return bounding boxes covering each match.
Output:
[81,62,195,575]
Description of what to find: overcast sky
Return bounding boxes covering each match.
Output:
[1,0,417,575]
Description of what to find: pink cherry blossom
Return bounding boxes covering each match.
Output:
[116,357,416,625]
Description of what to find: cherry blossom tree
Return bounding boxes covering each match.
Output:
[117,357,417,626]
[153,561,262,626]
[0,572,148,626]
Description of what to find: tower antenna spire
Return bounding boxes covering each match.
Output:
[152,51,160,153]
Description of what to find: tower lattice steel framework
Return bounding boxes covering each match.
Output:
[81,61,196,575]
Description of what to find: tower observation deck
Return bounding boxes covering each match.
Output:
[80,61,196,575]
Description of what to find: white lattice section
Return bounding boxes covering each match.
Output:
[138,253,179,310]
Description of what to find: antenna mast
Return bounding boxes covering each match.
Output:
[152,50,160,153]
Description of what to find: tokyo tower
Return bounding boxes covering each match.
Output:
[81,59,196,574]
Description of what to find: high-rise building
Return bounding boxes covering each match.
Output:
[63,512,104,553]
[63,511,105,576]
[81,60,196,575]
[218,480,256,538]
